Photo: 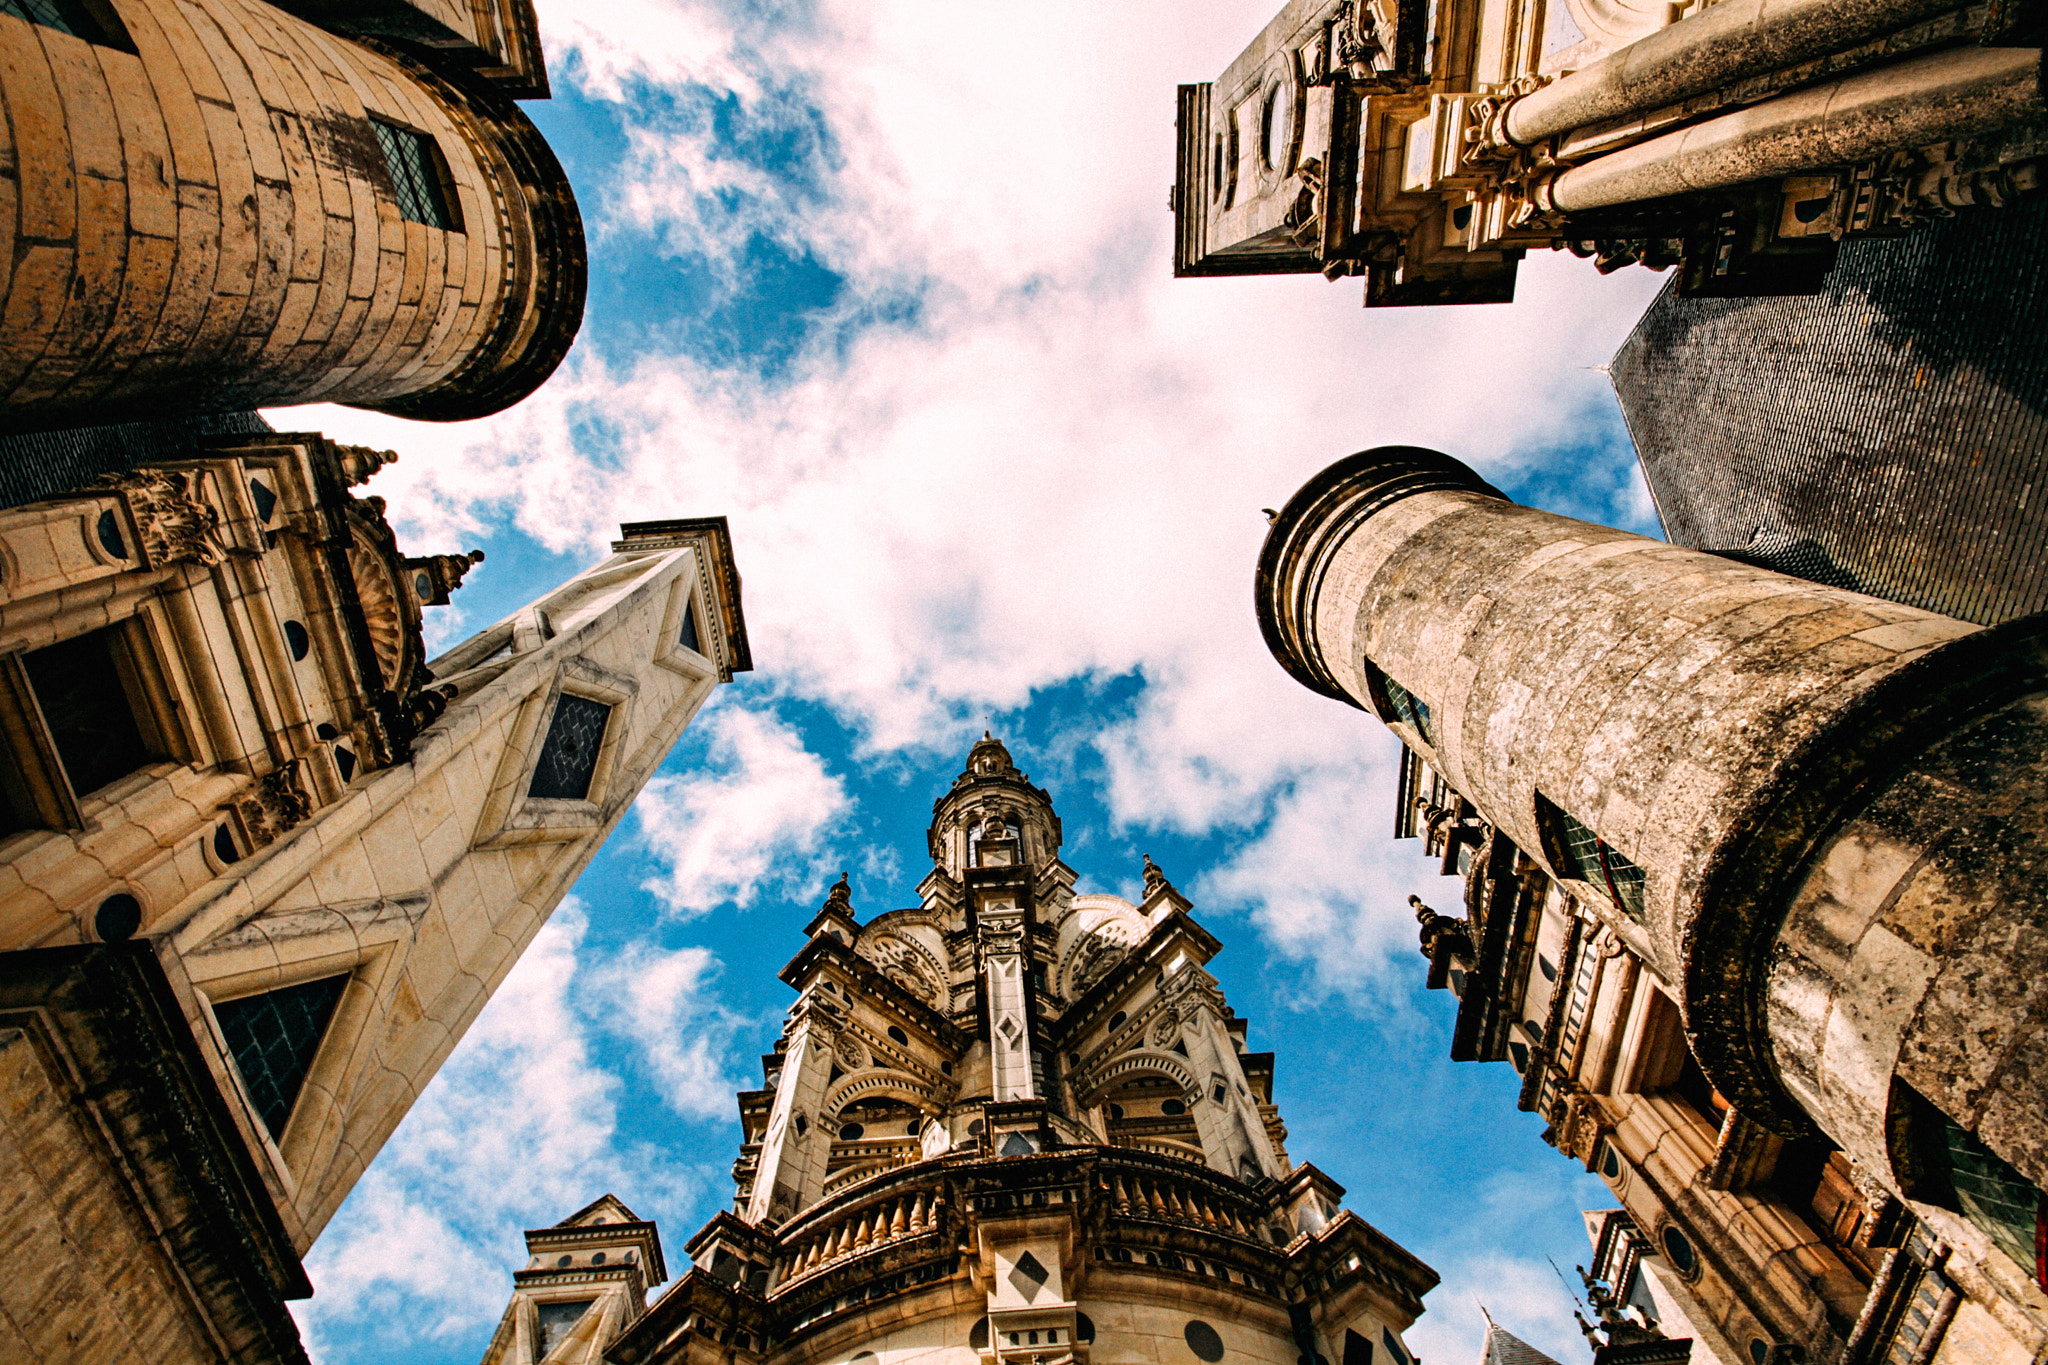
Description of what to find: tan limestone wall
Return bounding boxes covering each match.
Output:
[1262,450,2048,1264]
[0,0,578,429]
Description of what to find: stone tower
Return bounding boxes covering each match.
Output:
[0,0,583,430]
[1256,447,2048,1356]
[504,735,1438,1365]
[0,434,749,1363]
[480,1196,669,1365]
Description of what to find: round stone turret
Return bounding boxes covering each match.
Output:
[1257,446,2048,1214]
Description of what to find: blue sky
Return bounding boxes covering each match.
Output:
[274,3,1671,1361]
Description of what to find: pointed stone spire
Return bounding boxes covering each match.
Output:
[1142,853,1169,898]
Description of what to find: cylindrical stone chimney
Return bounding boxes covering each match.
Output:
[1256,447,2048,1214]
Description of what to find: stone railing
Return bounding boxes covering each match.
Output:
[1101,1160,1265,1242]
[773,1174,946,1290]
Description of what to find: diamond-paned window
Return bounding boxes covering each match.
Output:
[1541,795,1646,921]
[215,974,350,1141]
[371,118,458,231]
[1940,1114,2047,1287]
[528,693,612,800]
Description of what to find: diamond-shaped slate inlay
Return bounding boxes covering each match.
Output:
[1008,1250,1049,1302]
[1001,1131,1036,1157]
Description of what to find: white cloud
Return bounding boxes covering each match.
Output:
[582,941,752,1118]
[270,0,1665,1000]
[1193,746,1459,1006]
[633,702,853,917]
[293,902,718,1359]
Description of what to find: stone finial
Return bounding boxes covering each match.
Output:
[824,873,852,910]
[336,443,400,487]
[403,549,486,606]
[1142,853,1169,898]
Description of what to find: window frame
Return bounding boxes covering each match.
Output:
[1535,791,1646,921]
[0,617,188,836]
[368,116,464,233]
[0,0,135,52]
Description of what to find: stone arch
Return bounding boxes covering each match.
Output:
[1075,1052,1196,1108]
[822,1070,940,1120]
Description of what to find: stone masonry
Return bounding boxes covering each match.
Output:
[0,0,583,430]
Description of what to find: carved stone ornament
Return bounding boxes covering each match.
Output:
[1556,1090,1607,1165]
[105,468,228,567]
[236,759,315,849]
[1150,1012,1180,1049]
[1071,937,1127,995]
[336,444,400,487]
[836,1037,868,1072]
[867,935,940,1006]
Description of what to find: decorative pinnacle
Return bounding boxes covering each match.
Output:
[824,873,851,910]
[1141,853,1169,898]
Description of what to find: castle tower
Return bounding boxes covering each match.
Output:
[1255,448,2048,1346]
[569,736,1437,1365]
[0,436,748,1363]
[479,1196,668,1365]
[0,0,583,431]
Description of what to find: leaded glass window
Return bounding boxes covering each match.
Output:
[1540,794,1646,920]
[1938,1114,2046,1287]
[1369,663,1434,745]
[528,693,611,800]
[536,1300,594,1359]
[679,599,701,653]
[23,626,158,800]
[371,119,458,231]
[215,974,350,1141]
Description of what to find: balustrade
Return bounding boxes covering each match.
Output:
[775,1185,942,1288]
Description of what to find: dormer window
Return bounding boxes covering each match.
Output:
[529,693,612,800]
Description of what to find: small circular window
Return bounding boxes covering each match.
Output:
[96,893,142,942]
[839,1122,864,1141]
[1661,1225,1697,1277]
[556,1254,572,1267]
[888,1025,909,1045]
[1109,1011,1127,1031]
[1184,1320,1225,1363]
[284,620,311,661]
[1161,1098,1186,1116]
[592,1251,606,1265]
